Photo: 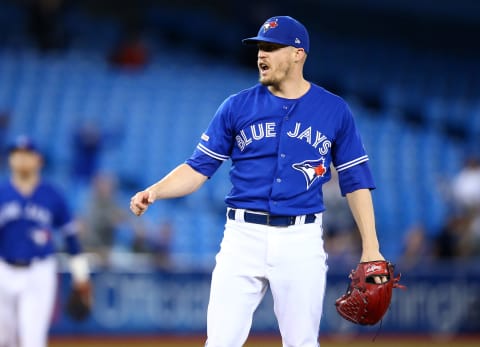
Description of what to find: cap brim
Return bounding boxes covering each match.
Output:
[242,36,289,47]
[8,145,40,154]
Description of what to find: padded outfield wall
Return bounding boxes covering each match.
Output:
[51,265,480,336]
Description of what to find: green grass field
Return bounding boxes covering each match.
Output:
[49,335,480,347]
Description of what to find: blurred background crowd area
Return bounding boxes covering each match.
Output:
[0,0,479,272]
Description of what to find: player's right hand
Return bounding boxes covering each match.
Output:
[130,190,155,216]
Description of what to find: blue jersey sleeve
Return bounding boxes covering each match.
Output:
[52,189,82,255]
[337,162,375,196]
[332,104,375,195]
[185,97,234,177]
[52,191,73,229]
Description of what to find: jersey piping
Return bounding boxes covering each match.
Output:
[197,143,230,161]
[335,155,369,172]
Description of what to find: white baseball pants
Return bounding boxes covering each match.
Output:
[206,211,328,347]
[0,257,57,347]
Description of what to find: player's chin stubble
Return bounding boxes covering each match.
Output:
[259,76,272,86]
[259,63,290,87]
[259,72,277,87]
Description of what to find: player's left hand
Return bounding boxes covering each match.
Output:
[360,250,387,283]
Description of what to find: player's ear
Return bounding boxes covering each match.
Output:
[294,48,306,63]
[36,154,44,169]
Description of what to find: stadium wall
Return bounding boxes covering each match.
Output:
[51,266,480,336]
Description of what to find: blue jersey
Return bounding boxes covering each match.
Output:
[186,83,375,215]
[0,180,81,262]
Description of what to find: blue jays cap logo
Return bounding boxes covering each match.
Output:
[263,19,278,33]
[292,157,327,189]
[242,16,310,53]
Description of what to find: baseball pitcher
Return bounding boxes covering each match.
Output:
[131,16,391,347]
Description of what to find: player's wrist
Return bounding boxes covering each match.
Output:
[360,249,384,262]
[146,188,157,203]
[361,236,380,251]
[69,254,90,283]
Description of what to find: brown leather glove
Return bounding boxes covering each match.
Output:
[335,261,405,325]
[66,281,92,321]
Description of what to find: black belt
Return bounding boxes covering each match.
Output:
[228,209,316,227]
[4,259,32,267]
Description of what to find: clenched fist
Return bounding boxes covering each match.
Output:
[130,190,155,216]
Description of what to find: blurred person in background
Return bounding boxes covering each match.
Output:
[80,172,172,269]
[0,135,91,347]
[109,216,173,270]
[399,224,430,269]
[436,156,480,259]
[451,157,480,213]
[435,215,473,259]
[148,220,173,269]
[109,26,149,69]
[27,0,69,52]
[72,122,104,183]
[79,173,123,263]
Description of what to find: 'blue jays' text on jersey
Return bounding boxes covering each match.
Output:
[0,180,81,262]
[186,83,375,215]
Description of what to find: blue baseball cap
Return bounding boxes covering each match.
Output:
[8,135,41,155]
[242,16,310,53]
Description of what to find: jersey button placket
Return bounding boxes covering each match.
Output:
[270,105,291,211]
[278,105,291,163]
[283,105,289,120]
